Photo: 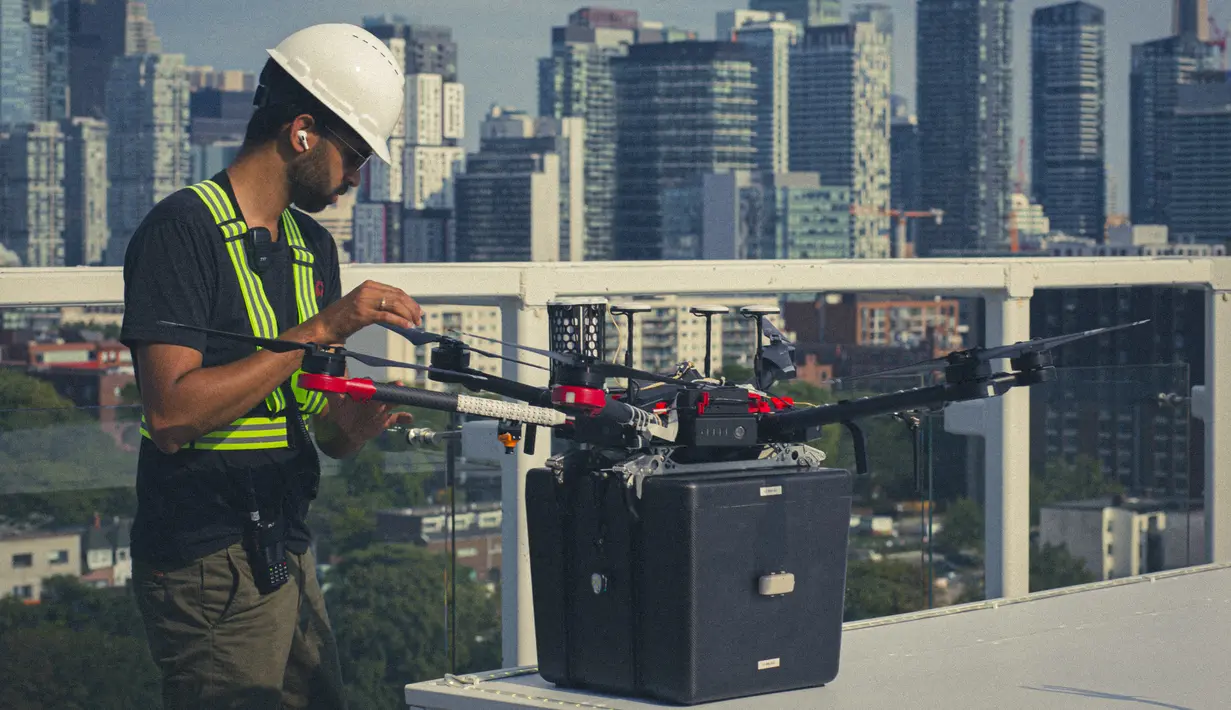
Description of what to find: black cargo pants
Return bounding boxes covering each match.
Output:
[133,543,345,709]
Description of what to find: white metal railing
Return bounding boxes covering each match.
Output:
[2,256,1229,669]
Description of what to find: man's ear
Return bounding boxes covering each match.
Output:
[288,114,317,155]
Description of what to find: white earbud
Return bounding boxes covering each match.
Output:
[297,130,309,150]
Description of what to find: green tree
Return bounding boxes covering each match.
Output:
[0,577,160,709]
[326,543,501,709]
[936,497,984,557]
[0,370,138,526]
[844,559,927,621]
[1030,541,1096,592]
[1031,454,1123,525]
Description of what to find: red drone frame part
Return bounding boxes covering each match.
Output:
[298,373,376,402]
[551,385,607,414]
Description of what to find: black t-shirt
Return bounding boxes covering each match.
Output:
[120,171,342,567]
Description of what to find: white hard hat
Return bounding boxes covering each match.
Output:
[265,23,404,164]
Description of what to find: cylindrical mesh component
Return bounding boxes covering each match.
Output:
[547,298,608,363]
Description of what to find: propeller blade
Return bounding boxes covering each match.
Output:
[336,349,442,374]
[157,321,311,354]
[463,344,552,371]
[830,319,1152,385]
[448,329,573,365]
[379,323,446,347]
[591,362,702,388]
[379,323,550,371]
[979,319,1150,360]
[451,330,697,386]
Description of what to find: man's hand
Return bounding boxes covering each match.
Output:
[309,280,423,344]
[315,382,414,459]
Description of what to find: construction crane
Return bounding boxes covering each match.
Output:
[849,205,944,258]
[1208,15,1227,70]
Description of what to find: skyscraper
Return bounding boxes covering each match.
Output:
[64,0,127,120]
[1031,2,1106,241]
[1170,83,1231,245]
[916,0,1013,255]
[1173,0,1210,41]
[27,0,50,121]
[363,15,458,81]
[790,23,892,258]
[360,16,464,263]
[124,1,160,55]
[1130,32,1218,228]
[0,122,65,267]
[0,0,32,124]
[750,0,841,28]
[733,15,798,175]
[539,8,641,261]
[62,117,109,267]
[612,41,758,260]
[104,53,191,265]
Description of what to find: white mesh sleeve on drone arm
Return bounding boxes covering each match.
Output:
[455,394,569,427]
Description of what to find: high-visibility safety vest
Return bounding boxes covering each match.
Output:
[139,179,327,451]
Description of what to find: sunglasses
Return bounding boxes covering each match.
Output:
[322,124,373,172]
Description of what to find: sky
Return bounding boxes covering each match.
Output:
[150,0,1222,213]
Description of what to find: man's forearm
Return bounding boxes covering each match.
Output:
[142,321,328,453]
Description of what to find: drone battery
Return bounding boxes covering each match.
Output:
[526,460,853,705]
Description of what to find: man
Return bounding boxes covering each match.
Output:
[119,24,419,708]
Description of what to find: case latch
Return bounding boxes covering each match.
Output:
[758,572,795,596]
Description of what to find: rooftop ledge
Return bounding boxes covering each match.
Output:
[404,562,1231,709]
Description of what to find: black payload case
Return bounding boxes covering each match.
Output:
[526,444,853,705]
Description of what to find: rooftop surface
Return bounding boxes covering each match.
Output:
[405,562,1231,709]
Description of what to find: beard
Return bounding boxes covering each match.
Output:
[286,145,344,213]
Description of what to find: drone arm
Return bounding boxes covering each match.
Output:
[300,374,568,428]
[455,368,554,407]
[759,376,1019,440]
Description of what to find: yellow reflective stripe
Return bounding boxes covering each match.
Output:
[188,184,224,224]
[140,416,290,450]
[292,369,327,415]
[283,211,326,416]
[198,180,237,223]
[220,235,286,413]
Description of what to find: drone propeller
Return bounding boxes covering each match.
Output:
[830,319,1150,384]
[447,329,701,388]
[156,321,467,378]
[378,323,550,371]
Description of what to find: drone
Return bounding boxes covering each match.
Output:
[158,303,1146,481]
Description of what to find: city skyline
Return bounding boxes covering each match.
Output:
[144,0,1208,215]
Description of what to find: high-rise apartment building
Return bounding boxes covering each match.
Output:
[1031,2,1106,241]
[480,106,586,261]
[62,117,109,266]
[916,0,1013,255]
[363,15,458,81]
[124,1,160,55]
[732,15,798,175]
[359,17,465,263]
[455,150,561,263]
[539,8,641,261]
[750,0,841,28]
[0,122,65,267]
[103,53,191,265]
[27,0,51,121]
[790,23,891,258]
[0,0,32,124]
[612,41,758,260]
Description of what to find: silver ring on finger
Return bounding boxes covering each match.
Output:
[379,296,386,312]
